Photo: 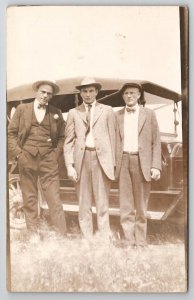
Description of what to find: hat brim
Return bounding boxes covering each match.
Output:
[32,80,60,95]
[76,83,102,91]
[119,83,143,94]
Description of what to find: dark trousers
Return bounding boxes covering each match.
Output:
[18,150,66,235]
[75,149,111,239]
[119,153,150,245]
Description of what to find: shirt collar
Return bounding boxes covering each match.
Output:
[125,103,139,113]
[34,98,48,108]
[83,100,96,110]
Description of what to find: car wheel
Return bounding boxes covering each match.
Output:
[9,176,26,230]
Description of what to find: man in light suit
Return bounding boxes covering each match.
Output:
[64,78,116,239]
[115,83,161,247]
[8,80,67,235]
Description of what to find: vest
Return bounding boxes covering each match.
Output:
[23,109,53,156]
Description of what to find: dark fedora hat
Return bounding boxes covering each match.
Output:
[119,82,145,105]
[119,82,143,95]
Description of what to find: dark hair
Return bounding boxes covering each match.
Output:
[120,83,146,106]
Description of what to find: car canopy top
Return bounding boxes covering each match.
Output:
[7,77,181,104]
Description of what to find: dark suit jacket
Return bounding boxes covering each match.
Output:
[115,106,161,182]
[8,101,65,160]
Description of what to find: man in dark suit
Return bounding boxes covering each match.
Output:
[8,80,67,235]
[64,78,116,240]
[115,83,161,247]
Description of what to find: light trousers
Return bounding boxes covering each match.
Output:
[119,153,150,245]
[75,149,111,239]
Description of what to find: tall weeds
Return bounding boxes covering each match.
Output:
[9,225,186,292]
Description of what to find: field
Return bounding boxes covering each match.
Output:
[8,217,187,293]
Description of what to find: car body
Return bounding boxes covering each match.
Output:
[7,77,185,229]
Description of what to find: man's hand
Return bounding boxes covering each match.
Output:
[150,168,160,181]
[67,165,78,182]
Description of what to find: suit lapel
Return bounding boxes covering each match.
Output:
[24,102,33,135]
[138,106,146,134]
[76,103,87,124]
[48,105,57,140]
[76,102,104,126]
[92,103,103,127]
[118,108,125,140]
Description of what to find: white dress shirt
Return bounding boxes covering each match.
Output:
[123,104,139,152]
[84,101,96,148]
[34,99,47,123]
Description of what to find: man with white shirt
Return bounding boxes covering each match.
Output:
[115,83,161,247]
[64,78,116,239]
[8,80,67,235]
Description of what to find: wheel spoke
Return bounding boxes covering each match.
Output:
[16,181,20,191]
[9,178,26,229]
[9,184,17,194]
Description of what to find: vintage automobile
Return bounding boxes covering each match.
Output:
[7,77,185,230]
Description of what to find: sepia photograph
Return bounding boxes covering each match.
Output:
[6,5,188,292]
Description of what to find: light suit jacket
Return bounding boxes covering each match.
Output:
[64,102,116,180]
[8,102,65,160]
[115,106,161,181]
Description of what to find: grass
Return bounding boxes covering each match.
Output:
[9,219,187,292]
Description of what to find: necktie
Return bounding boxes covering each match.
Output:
[126,107,136,113]
[86,104,92,134]
[38,103,47,109]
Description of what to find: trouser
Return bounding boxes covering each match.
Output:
[119,153,150,245]
[75,149,111,239]
[18,150,67,235]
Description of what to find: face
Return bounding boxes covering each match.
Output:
[122,87,141,107]
[36,84,54,105]
[80,86,98,104]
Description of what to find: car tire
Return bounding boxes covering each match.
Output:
[9,176,26,230]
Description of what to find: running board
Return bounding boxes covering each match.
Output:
[40,203,165,220]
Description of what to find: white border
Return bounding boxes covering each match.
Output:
[0,1,192,299]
